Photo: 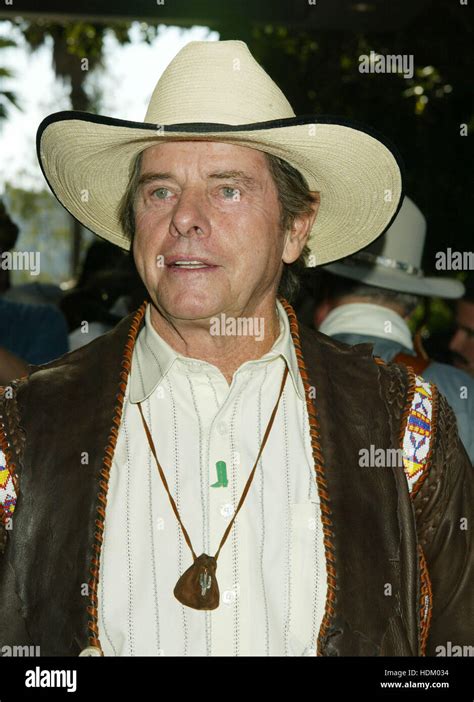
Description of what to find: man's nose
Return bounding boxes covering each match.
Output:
[169,188,209,239]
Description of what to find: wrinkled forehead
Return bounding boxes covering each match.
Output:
[140,139,270,171]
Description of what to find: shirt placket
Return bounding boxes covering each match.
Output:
[205,371,250,655]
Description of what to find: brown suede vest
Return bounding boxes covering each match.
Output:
[0,302,423,656]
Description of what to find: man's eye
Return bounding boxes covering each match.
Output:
[152,187,171,199]
[222,186,240,200]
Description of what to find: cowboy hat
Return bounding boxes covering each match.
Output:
[36,39,405,266]
[322,195,465,298]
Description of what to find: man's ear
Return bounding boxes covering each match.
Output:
[282,192,320,264]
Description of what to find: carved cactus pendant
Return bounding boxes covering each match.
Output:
[174,553,220,610]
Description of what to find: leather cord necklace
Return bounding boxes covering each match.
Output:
[137,363,289,611]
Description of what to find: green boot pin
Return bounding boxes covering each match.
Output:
[211,460,228,488]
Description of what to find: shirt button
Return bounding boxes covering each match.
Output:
[78,646,103,656]
[216,421,228,435]
[220,503,234,519]
[222,589,237,605]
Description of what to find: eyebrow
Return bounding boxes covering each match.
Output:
[138,172,174,188]
[208,170,258,189]
[137,170,259,189]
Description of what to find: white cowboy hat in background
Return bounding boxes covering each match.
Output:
[36,39,404,266]
[322,195,465,298]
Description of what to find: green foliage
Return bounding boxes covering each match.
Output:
[4,184,93,284]
[246,5,472,273]
[11,19,138,111]
[4,187,67,284]
[0,38,16,49]
[0,35,19,122]
[410,297,454,335]
[11,19,164,114]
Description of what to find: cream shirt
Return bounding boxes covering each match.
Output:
[97,299,327,656]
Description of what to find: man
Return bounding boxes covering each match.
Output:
[310,196,474,463]
[0,40,472,657]
[449,275,474,377]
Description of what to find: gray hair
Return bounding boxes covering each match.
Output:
[118,148,317,303]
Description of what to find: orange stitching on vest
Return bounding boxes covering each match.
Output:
[86,301,147,651]
[399,365,417,454]
[87,297,334,654]
[418,544,433,655]
[279,296,336,656]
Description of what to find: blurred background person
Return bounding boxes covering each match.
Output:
[299,196,474,463]
[60,240,147,350]
[0,197,21,296]
[0,198,69,370]
[449,274,474,377]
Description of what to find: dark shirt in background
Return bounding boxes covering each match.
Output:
[0,297,69,365]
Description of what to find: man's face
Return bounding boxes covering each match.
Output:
[132,140,313,325]
[449,300,474,376]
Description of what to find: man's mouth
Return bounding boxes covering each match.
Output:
[169,260,213,269]
[165,256,218,270]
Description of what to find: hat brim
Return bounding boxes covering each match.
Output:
[323,261,465,299]
[37,112,404,266]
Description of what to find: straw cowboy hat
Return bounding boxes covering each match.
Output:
[322,196,465,298]
[36,39,405,266]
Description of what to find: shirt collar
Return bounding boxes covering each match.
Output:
[318,302,414,352]
[129,298,305,403]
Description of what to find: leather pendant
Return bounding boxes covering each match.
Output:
[173,553,220,610]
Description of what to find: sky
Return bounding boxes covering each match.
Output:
[0,21,219,192]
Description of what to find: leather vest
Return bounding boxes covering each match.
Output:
[0,302,426,656]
